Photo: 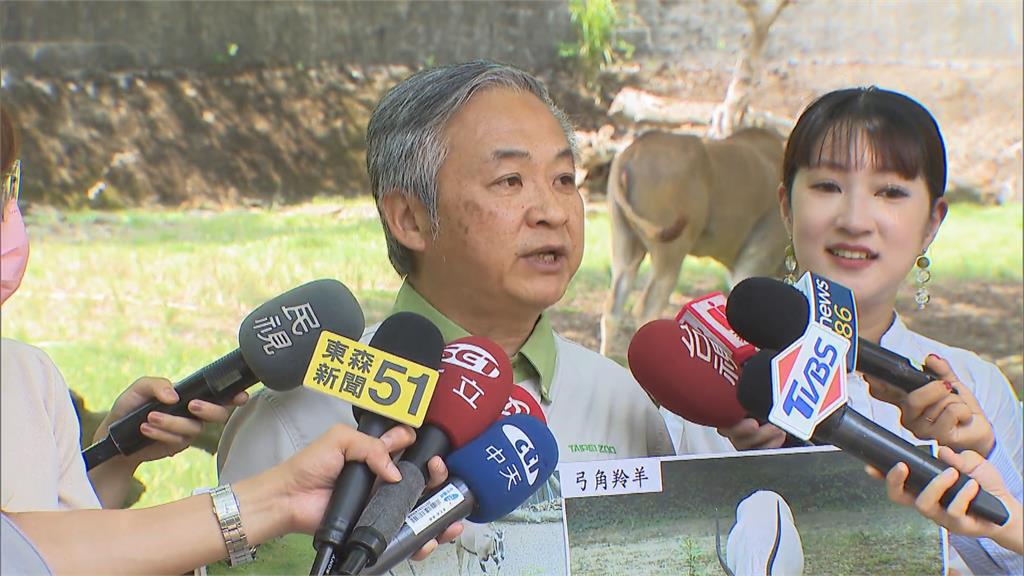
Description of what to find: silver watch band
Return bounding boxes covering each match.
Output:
[210,484,256,567]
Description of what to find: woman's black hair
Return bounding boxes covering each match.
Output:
[782,87,947,206]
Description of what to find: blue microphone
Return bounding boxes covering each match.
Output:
[361,414,558,575]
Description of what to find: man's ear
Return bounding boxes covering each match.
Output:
[777,183,793,238]
[380,190,430,253]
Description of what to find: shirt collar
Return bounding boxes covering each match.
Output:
[390,280,558,402]
[879,312,926,368]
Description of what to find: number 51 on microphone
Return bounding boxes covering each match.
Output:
[302,331,439,427]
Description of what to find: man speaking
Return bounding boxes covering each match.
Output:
[217,60,672,488]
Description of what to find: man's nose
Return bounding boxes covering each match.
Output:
[526,180,570,227]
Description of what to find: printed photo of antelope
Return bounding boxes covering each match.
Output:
[564,447,946,575]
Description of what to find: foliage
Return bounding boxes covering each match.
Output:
[558,0,634,87]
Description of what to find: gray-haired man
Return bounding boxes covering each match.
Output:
[217,60,672,485]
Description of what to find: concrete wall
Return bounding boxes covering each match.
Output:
[1,1,573,75]
[3,1,1020,79]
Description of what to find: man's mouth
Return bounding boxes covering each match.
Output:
[523,246,567,263]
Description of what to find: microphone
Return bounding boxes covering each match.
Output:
[676,292,757,365]
[310,312,444,576]
[727,276,940,393]
[337,337,514,575]
[737,348,1010,525]
[628,318,746,428]
[362,414,559,575]
[82,279,364,470]
[502,384,547,424]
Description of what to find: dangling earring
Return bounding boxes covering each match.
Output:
[915,251,931,309]
[784,240,797,285]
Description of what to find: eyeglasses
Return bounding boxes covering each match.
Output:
[2,159,20,221]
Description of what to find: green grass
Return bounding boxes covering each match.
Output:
[1,199,1020,511]
[927,203,1024,280]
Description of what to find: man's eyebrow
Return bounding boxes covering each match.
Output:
[489,148,575,162]
[491,149,530,161]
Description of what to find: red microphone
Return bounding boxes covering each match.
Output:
[628,318,747,428]
[502,384,547,425]
[676,292,756,365]
[416,336,516,453]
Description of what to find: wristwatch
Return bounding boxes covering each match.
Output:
[209,485,257,567]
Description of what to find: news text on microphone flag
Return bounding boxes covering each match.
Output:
[303,331,439,427]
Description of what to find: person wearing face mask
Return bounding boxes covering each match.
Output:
[0,104,247,512]
[662,88,1022,575]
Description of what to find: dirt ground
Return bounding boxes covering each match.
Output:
[551,278,1024,398]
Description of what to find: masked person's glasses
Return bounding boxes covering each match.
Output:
[2,159,20,221]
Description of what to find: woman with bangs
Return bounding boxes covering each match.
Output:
[668,87,1022,573]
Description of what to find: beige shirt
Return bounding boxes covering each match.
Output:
[1,338,100,511]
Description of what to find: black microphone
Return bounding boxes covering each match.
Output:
[727,276,940,393]
[309,311,444,576]
[737,348,1009,525]
[82,279,364,470]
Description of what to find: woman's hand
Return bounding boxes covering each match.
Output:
[89,377,248,507]
[717,418,787,451]
[866,355,994,456]
[272,425,462,558]
[94,376,248,465]
[867,446,1023,555]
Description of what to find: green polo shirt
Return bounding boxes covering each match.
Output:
[390,281,557,402]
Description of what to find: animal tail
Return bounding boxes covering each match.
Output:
[608,149,688,242]
[715,510,735,576]
[765,501,783,575]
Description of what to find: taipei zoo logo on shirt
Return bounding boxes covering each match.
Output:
[442,342,502,378]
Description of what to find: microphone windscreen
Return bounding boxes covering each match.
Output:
[350,312,445,424]
[237,279,365,391]
[628,319,747,428]
[502,385,547,425]
[735,348,778,421]
[726,277,809,350]
[446,414,558,523]
[369,311,445,370]
[428,337,514,448]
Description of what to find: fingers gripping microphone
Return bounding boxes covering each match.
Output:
[82,279,365,470]
[338,337,514,574]
[310,312,444,576]
[628,319,747,428]
[726,277,939,393]
[737,349,1009,525]
[363,415,559,575]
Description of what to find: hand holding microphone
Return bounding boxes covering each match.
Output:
[310,312,445,576]
[870,446,1024,555]
[736,347,1009,525]
[866,354,995,457]
[337,337,514,575]
[726,276,995,454]
[83,279,366,470]
[363,414,559,575]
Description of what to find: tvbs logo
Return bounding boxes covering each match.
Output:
[442,342,501,378]
[769,323,850,440]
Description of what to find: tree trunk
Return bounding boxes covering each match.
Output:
[709,0,791,138]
